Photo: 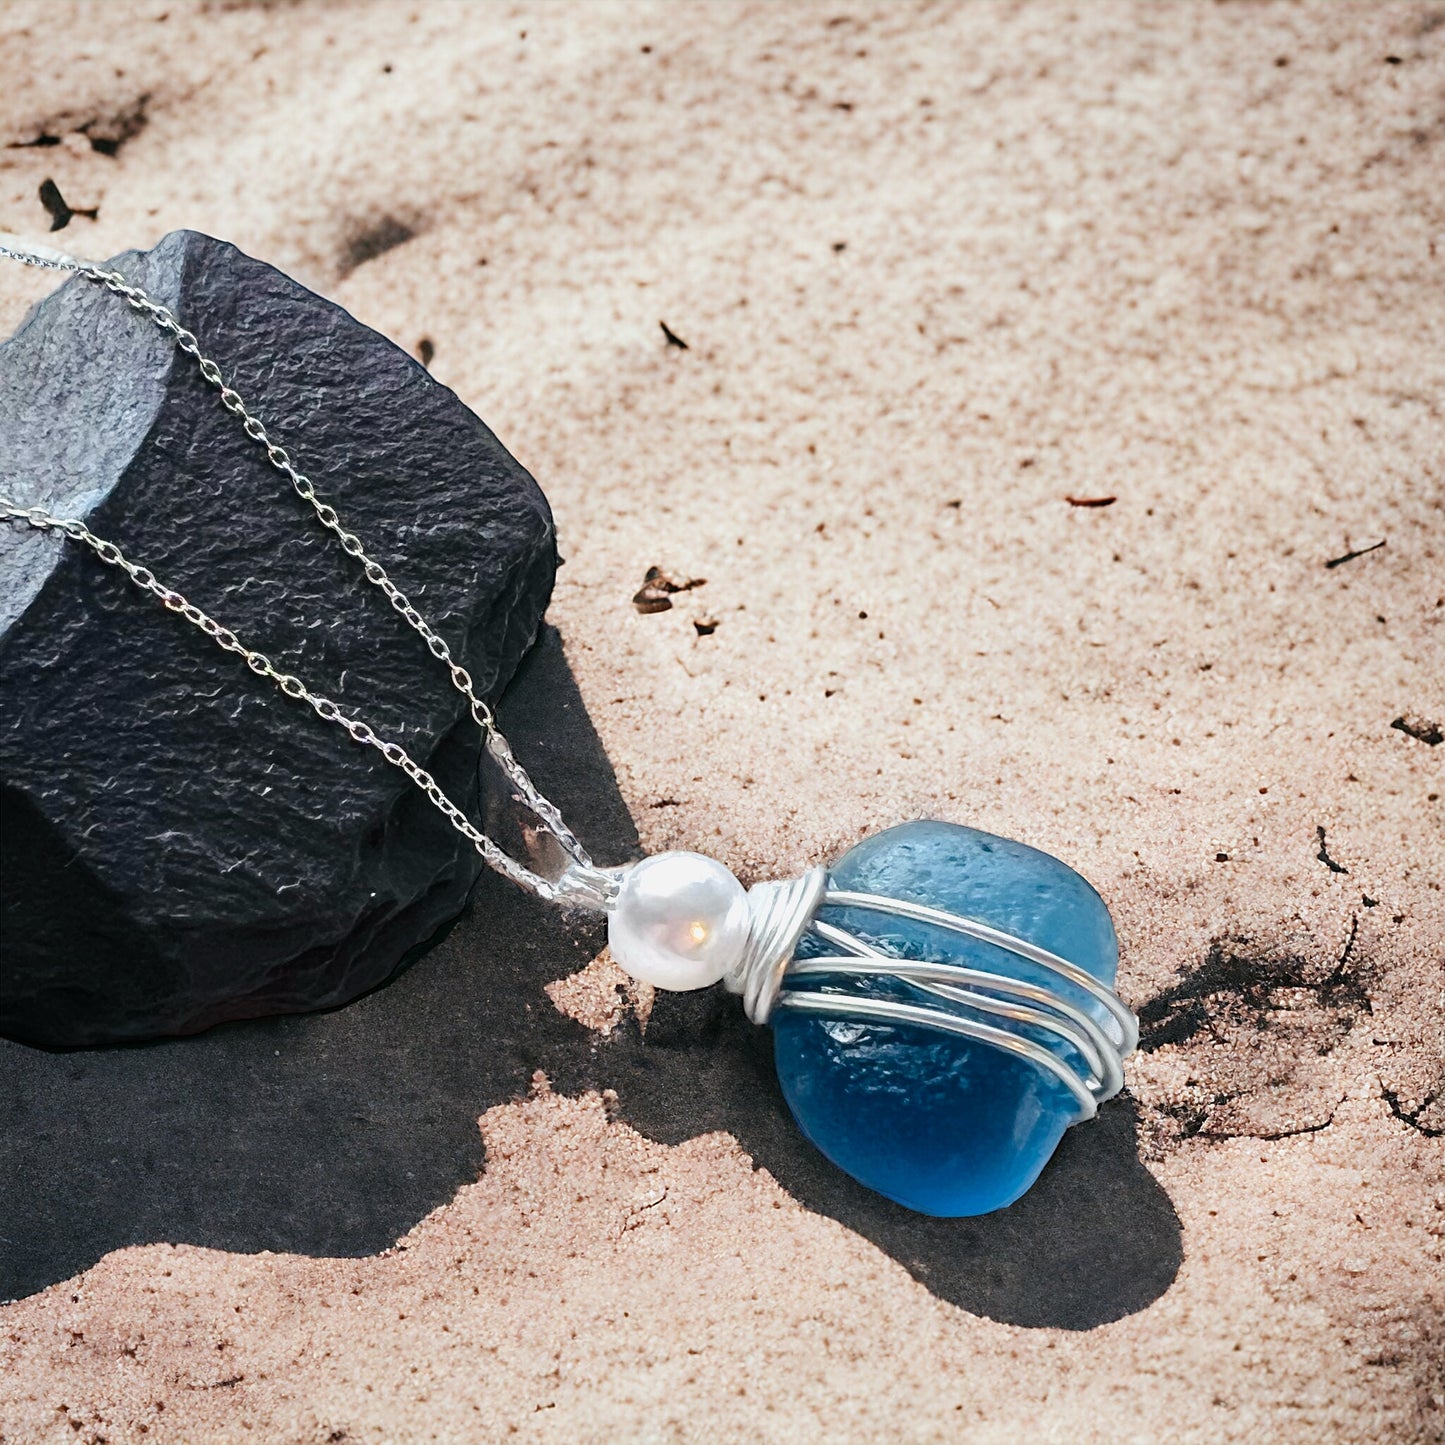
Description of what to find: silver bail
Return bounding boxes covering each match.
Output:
[722,866,828,1024]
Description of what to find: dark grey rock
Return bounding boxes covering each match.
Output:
[0,230,557,1048]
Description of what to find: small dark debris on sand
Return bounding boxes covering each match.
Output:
[633,566,706,614]
[38,178,97,232]
[1324,538,1386,569]
[1391,714,1443,746]
[1316,825,1349,875]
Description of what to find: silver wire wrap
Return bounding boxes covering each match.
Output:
[738,879,1136,1123]
[0,233,610,908]
[723,867,828,1024]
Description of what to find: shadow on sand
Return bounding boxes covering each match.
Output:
[0,626,1181,1325]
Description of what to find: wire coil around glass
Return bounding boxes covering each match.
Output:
[734,881,1136,1124]
[722,867,828,1023]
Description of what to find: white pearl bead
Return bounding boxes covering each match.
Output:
[608,851,751,991]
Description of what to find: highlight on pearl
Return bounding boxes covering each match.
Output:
[607,850,752,991]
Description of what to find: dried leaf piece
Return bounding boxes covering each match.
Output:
[1391,714,1443,746]
[38,178,96,232]
[632,565,706,614]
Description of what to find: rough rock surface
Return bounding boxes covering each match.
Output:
[0,230,557,1047]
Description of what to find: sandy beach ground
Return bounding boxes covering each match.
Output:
[1,2,1442,1441]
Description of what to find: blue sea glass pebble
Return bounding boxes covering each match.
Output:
[773,820,1119,1216]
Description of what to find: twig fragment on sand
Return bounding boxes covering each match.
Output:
[1316,825,1348,875]
[1324,538,1385,569]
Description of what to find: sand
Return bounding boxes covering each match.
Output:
[1,1,1442,1440]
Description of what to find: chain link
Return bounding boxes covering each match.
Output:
[0,496,561,896]
[0,238,609,906]
[82,261,498,730]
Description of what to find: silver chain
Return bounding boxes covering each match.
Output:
[0,237,611,909]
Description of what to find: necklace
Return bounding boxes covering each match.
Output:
[1,234,1136,1218]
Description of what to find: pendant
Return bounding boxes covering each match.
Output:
[603,821,1136,1217]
